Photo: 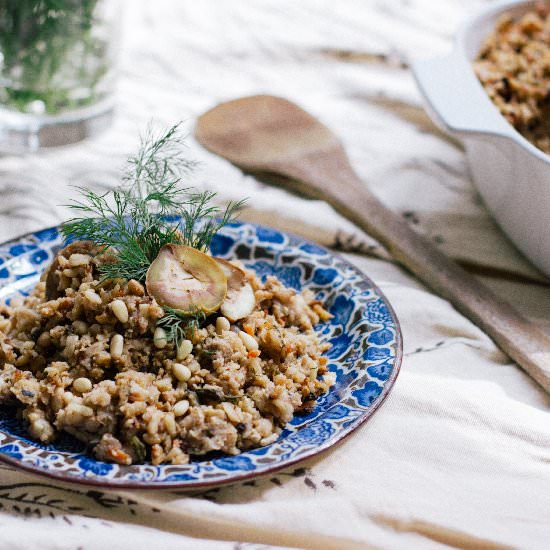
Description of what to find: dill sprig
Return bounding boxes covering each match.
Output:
[61,185,178,282]
[61,123,246,346]
[61,123,245,282]
[156,307,206,348]
[123,123,196,200]
[180,190,244,250]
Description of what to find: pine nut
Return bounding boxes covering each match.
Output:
[110,334,124,358]
[176,339,193,361]
[173,363,192,382]
[73,377,92,393]
[111,299,129,323]
[146,410,161,435]
[68,253,90,267]
[173,399,190,417]
[216,316,230,335]
[163,413,177,436]
[84,289,102,305]
[153,327,167,348]
[239,330,258,351]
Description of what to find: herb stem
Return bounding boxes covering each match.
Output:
[61,123,246,345]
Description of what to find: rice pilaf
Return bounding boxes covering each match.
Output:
[0,242,334,465]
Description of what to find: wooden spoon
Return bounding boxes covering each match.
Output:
[195,94,550,393]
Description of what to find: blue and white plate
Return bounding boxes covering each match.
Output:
[0,222,402,489]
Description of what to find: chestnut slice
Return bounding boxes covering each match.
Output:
[146,244,227,314]
[215,258,256,321]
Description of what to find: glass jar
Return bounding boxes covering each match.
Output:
[0,0,121,152]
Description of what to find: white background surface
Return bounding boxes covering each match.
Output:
[0,1,549,548]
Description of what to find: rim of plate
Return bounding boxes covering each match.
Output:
[0,222,403,490]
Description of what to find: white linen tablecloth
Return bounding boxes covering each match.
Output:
[0,1,549,548]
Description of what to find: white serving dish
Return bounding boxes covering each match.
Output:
[412,0,550,277]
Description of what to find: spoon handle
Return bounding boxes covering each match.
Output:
[285,164,550,393]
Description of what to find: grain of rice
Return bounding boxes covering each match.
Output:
[110,334,124,358]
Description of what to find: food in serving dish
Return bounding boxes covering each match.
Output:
[0,126,334,466]
[473,2,550,155]
[412,1,550,278]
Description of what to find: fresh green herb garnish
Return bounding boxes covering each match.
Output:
[129,435,146,462]
[62,123,244,283]
[156,306,206,349]
[0,1,109,114]
[62,184,182,283]
[179,190,244,251]
[61,123,246,344]
[123,124,196,199]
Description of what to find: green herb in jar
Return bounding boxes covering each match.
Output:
[0,0,110,114]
